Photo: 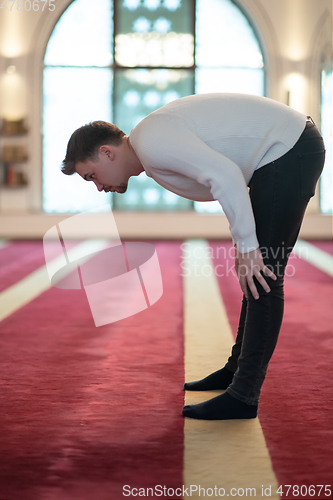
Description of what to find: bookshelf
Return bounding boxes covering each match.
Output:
[0,118,29,211]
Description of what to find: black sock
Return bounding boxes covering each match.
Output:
[184,367,234,391]
[182,392,258,420]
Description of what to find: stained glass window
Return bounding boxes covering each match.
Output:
[43,0,265,213]
[113,68,193,211]
[115,0,193,67]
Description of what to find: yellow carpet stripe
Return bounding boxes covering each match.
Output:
[183,240,279,500]
[0,240,110,323]
[293,239,333,277]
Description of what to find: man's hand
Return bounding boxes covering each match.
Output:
[234,246,277,300]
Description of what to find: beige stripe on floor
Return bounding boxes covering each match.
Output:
[0,239,9,250]
[0,240,109,323]
[183,240,279,500]
[293,239,333,277]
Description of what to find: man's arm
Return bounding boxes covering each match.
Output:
[135,115,277,297]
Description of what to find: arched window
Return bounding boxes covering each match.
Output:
[43,0,265,213]
[320,64,332,213]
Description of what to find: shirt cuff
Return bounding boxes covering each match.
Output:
[235,233,260,254]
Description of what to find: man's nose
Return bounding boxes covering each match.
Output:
[94,180,104,192]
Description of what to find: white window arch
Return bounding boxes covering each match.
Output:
[43,0,265,213]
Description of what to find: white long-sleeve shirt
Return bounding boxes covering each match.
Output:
[129,93,307,252]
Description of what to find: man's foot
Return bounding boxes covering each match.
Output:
[182,392,258,420]
[184,367,234,391]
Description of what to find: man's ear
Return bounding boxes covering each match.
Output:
[99,145,114,160]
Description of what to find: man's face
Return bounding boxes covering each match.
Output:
[76,147,128,194]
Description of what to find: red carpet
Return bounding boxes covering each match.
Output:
[0,241,184,500]
[1,239,333,499]
[0,241,63,292]
[209,241,333,499]
[311,239,333,255]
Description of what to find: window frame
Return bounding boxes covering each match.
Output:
[40,0,267,214]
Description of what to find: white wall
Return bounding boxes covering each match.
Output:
[0,0,332,238]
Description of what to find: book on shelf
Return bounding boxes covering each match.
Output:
[0,118,28,136]
[1,164,28,187]
[2,145,28,163]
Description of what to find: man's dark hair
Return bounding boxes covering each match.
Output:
[61,121,125,175]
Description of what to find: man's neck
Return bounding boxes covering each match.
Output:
[125,136,144,177]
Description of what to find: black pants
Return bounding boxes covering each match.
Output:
[224,119,326,405]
